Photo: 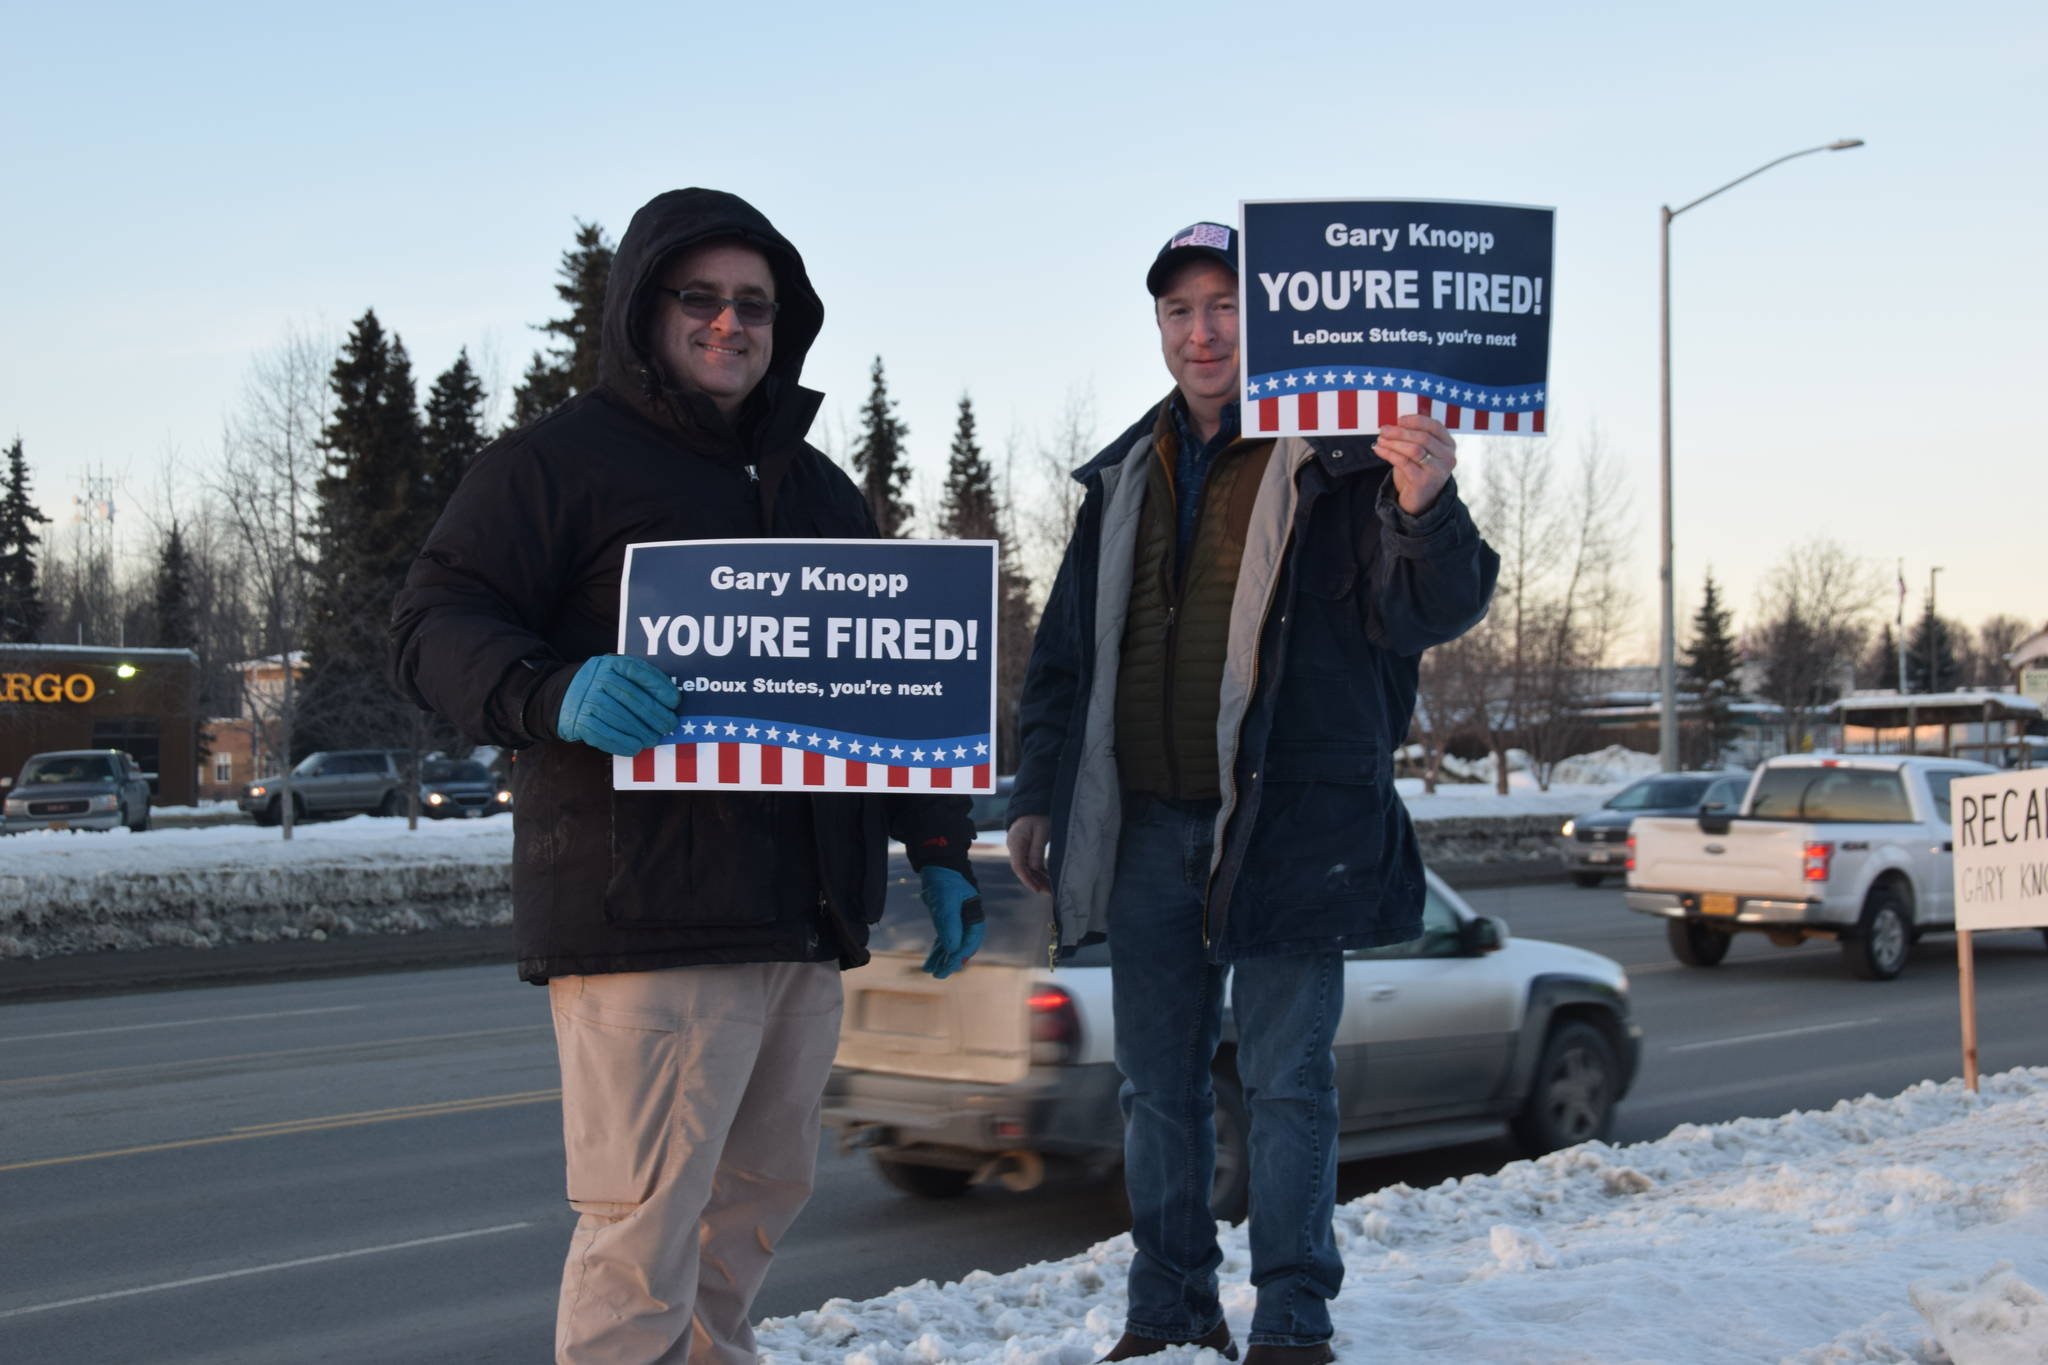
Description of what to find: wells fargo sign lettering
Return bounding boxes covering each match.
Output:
[1,673,96,703]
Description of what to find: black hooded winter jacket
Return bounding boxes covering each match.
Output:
[390,188,974,982]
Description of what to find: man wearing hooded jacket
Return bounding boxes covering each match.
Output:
[1007,223,1499,1364]
[391,188,981,1365]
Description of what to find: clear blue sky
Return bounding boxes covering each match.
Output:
[3,0,2042,650]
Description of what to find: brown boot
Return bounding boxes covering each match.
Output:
[1243,1343,1334,1365]
[1100,1319,1238,1360]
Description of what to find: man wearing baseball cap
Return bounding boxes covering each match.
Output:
[1007,222,1498,1362]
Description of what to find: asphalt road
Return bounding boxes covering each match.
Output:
[5,875,2047,1363]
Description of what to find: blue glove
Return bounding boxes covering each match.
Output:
[555,655,680,756]
[919,866,985,979]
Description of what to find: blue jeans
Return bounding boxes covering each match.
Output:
[1108,795,1344,1348]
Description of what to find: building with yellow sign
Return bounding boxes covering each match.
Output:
[0,644,199,806]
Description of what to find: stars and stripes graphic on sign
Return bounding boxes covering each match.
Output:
[612,716,995,794]
[1244,368,1546,437]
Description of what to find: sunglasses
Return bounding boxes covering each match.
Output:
[665,289,779,327]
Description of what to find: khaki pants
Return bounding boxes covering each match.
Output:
[548,961,844,1365]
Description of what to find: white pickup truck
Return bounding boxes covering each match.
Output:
[1625,753,1998,980]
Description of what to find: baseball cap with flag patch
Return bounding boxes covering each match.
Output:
[1146,221,1238,297]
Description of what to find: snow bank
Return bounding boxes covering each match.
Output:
[0,816,512,959]
[758,1070,2048,1364]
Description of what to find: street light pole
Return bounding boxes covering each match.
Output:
[1657,138,1864,772]
[1926,565,1944,693]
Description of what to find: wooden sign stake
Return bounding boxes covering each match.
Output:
[1957,928,1979,1093]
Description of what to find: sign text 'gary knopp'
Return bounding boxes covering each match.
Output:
[612,538,998,794]
[1238,198,1554,439]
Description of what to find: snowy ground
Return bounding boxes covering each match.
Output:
[0,810,514,876]
[758,1070,2048,1365]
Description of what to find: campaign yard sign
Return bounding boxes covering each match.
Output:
[1953,769,2048,932]
[613,539,997,795]
[1239,198,1554,439]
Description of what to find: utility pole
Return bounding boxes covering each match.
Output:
[1926,566,1944,696]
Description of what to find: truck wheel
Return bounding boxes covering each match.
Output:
[376,791,401,818]
[1571,872,1607,889]
[1666,917,1732,967]
[1510,1020,1618,1154]
[1843,887,1912,981]
[871,1155,973,1199]
[255,798,281,827]
[128,803,150,833]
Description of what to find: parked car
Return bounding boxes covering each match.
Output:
[823,862,1641,1218]
[1625,753,1999,980]
[1559,771,1747,887]
[2,749,154,833]
[239,749,407,825]
[417,757,511,818]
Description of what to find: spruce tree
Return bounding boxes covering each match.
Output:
[151,520,197,649]
[1862,622,1901,690]
[424,349,488,504]
[852,357,913,537]
[1905,607,1961,694]
[940,396,998,541]
[939,395,1035,769]
[1680,569,1742,767]
[509,220,613,430]
[509,352,573,431]
[301,309,426,754]
[0,436,50,642]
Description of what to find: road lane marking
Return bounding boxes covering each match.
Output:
[0,1223,533,1321]
[0,1024,549,1088]
[232,1088,563,1133]
[0,1005,365,1043]
[1667,1018,1885,1053]
[0,1089,562,1172]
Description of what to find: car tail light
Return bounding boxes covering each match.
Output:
[1802,841,1834,882]
[1626,833,1636,873]
[1028,986,1080,1065]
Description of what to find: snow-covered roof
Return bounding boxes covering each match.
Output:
[2011,627,2048,671]
[1832,691,2041,722]
[0,643,199,660]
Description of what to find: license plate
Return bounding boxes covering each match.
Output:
[47,820,69,831]
[465,808,481,818]
[1702,893,1737,917]
[1587,852,1614,864]
[859,991,943,1038]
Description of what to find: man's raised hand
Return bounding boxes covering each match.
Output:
[1374,413,1457,515]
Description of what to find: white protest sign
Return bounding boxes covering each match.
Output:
[1952,769,2048,931]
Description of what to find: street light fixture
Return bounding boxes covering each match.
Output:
[1658,138,1865,771]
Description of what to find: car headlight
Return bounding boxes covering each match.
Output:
[1560,819,1575,837]
[426,792,445,806]
[247,784,268,798]
[89,794,120,812]
[2,798,25,815]
[495,790,512,803]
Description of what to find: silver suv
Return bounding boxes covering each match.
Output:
[240,749,407,825]
[825,863,1641,1218]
